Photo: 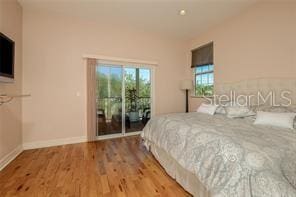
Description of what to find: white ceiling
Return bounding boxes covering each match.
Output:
[18,0,258,40]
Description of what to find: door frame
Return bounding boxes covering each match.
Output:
[96,61,155,141]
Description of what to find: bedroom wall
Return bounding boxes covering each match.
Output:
[187,2,296,111]
[22,10,187,145]
[0,0,23,167]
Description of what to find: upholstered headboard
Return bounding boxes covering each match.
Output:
[214,78,296,105]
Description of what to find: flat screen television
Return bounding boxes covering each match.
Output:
[0,32,14,83]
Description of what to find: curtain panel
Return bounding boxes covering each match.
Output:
[86,58,97,142]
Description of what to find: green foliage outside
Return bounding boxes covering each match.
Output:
[96,69,151,119]
[195,85,213,96]
[124,71,151,98]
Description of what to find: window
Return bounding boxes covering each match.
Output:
[195,65,214,96]
[191,42,214,96]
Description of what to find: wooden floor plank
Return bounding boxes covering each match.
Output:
[0,136,191,197]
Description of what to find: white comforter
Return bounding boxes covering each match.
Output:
[141,113,296,197]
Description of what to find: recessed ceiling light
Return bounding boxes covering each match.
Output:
[179,10,186,16]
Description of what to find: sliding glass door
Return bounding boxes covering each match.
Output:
[124,68,151,133]
[96,65,123,136]
[96,64,152,137]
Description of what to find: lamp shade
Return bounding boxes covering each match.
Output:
[181,80,193,90]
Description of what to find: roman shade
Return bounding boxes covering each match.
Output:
[191,42,213,68]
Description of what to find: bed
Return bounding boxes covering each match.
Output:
[141,78,296,197]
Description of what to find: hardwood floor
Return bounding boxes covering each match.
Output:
[0,136,191,197]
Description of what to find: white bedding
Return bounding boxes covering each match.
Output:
[141,112,296,197]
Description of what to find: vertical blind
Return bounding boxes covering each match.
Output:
[191,42,213,68]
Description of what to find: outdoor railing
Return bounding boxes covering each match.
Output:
[96,97,150,120]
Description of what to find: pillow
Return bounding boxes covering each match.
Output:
[197,103,218,115]
[254,111,296,129]
[250,105,296,128]
[216,106,226,114]
[250,105,296,113]
[225,106,255,118]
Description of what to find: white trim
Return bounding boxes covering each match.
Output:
[150,67,156,117]
[96,131,141,141]
[83,54,158,66]
[23,136,87,150]
[0,145,23,171]
[122,67,126,135]
[0,76,14,83]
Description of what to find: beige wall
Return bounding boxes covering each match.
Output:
[22,2,296,144]
[22,10,187,143]
[188,2,296,111]
[0,0,23,159]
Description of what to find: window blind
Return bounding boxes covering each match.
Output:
[191,42,213,68]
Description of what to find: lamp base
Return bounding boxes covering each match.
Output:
[186,89,189,113]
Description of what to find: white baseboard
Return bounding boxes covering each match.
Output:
[0,145,23,171]
[23,136,87,150]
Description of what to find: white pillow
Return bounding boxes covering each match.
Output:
[197,103,218,115]
[215,106,226,114]
[254,111,296,129]
[226,106,255,118]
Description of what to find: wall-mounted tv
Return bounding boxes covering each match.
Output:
[0,32,15,83]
